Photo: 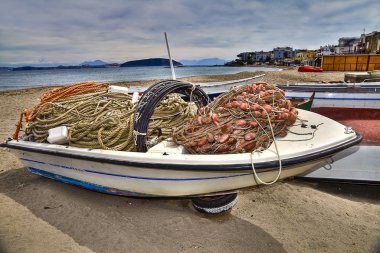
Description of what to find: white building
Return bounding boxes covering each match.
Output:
[335,37,359,54]
[255,51,271,62]
[273,47,295,60]
[319,45,336,56]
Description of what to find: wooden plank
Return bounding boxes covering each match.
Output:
[366,55,370,70]
[323,56,334,64]
[335,56,345,63]
[369,55,380,63]
[346,56,357,64]
[357,55,368,64]
[356,55,358,70]
[359,64,367,71]
[321,55,379,71]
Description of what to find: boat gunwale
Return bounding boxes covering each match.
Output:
[277,87,380,94]
[1,133,362,172]
[197,74,266,88]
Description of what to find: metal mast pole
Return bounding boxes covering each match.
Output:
[164,32,176,80]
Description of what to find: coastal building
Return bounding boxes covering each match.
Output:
[296,50,317,65]
[237,52,255,63]
[358,31,380,54]
[272,47,295,61]
[335,37,360,54]
[318,45,336,56]
[255,51,272,62]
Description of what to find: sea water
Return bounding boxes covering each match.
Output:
[0,66,278,91]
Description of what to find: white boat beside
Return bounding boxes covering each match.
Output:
[128,74,266,99]
[196,74,266,99]
[276,82,380,110]
[277,81,380,182]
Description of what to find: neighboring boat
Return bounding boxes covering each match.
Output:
[192,75,314,109]
[195,74,266,99]
[277,82,380,144]
[345,71,380,83]
[128,74,266,100]
[277,82,380,182]
[298,66,323,72]
[1,109,361,197]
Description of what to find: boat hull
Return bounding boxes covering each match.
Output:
[283,91,380,145]
[128,74,266,95]
[298,66,323,72]
[299,145,380,182]
[279,83,380,181]
[13,148,331,197]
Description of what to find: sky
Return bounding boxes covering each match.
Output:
[0,0,379,66]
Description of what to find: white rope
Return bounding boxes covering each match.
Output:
[133,130,146,145]
[250,105,282,185]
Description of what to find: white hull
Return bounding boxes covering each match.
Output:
[3,110,361,196]
[277,81,380,109]
[284,91,380,109]
[197,74,265,94]
[279,82,380,182]
[300,145,380,182]
[16,150,324,197]
[128,74,266,95]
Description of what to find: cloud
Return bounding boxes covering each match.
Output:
[0,0,379,64]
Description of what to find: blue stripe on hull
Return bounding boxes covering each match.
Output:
[21,158,252,181]
[284,96,380,101]
[27,167,157,197]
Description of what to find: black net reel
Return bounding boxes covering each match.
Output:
[134,79,210,152]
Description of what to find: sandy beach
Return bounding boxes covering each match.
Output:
[1,68,379,253]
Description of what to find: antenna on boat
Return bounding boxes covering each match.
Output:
[164,32,176,80]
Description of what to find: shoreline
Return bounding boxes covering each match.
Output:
[0,65,282,92]
[0,68,345,95]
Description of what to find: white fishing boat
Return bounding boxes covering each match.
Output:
[277,81,380,182]
[2,76,364,213]
[196,74,266,99]
[276,81,380,110]
[1,109,361,197]
[128,74,266,98]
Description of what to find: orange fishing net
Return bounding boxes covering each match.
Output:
[173,82,298,154]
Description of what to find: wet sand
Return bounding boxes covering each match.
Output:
[0,69,379,253]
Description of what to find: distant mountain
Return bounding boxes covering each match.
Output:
[180,58,225,66]
[80,60,108,66]
[120,58,182,67]
[12,65,106,71]
[0,63,74,68]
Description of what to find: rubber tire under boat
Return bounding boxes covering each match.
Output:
[191,193,238,214]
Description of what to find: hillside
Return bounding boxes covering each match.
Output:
[120,58,182,67]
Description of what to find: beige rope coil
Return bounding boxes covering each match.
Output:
[25,90,194,151]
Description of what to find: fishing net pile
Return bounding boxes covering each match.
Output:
[173,82,298,154]
[17,82,194,151]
